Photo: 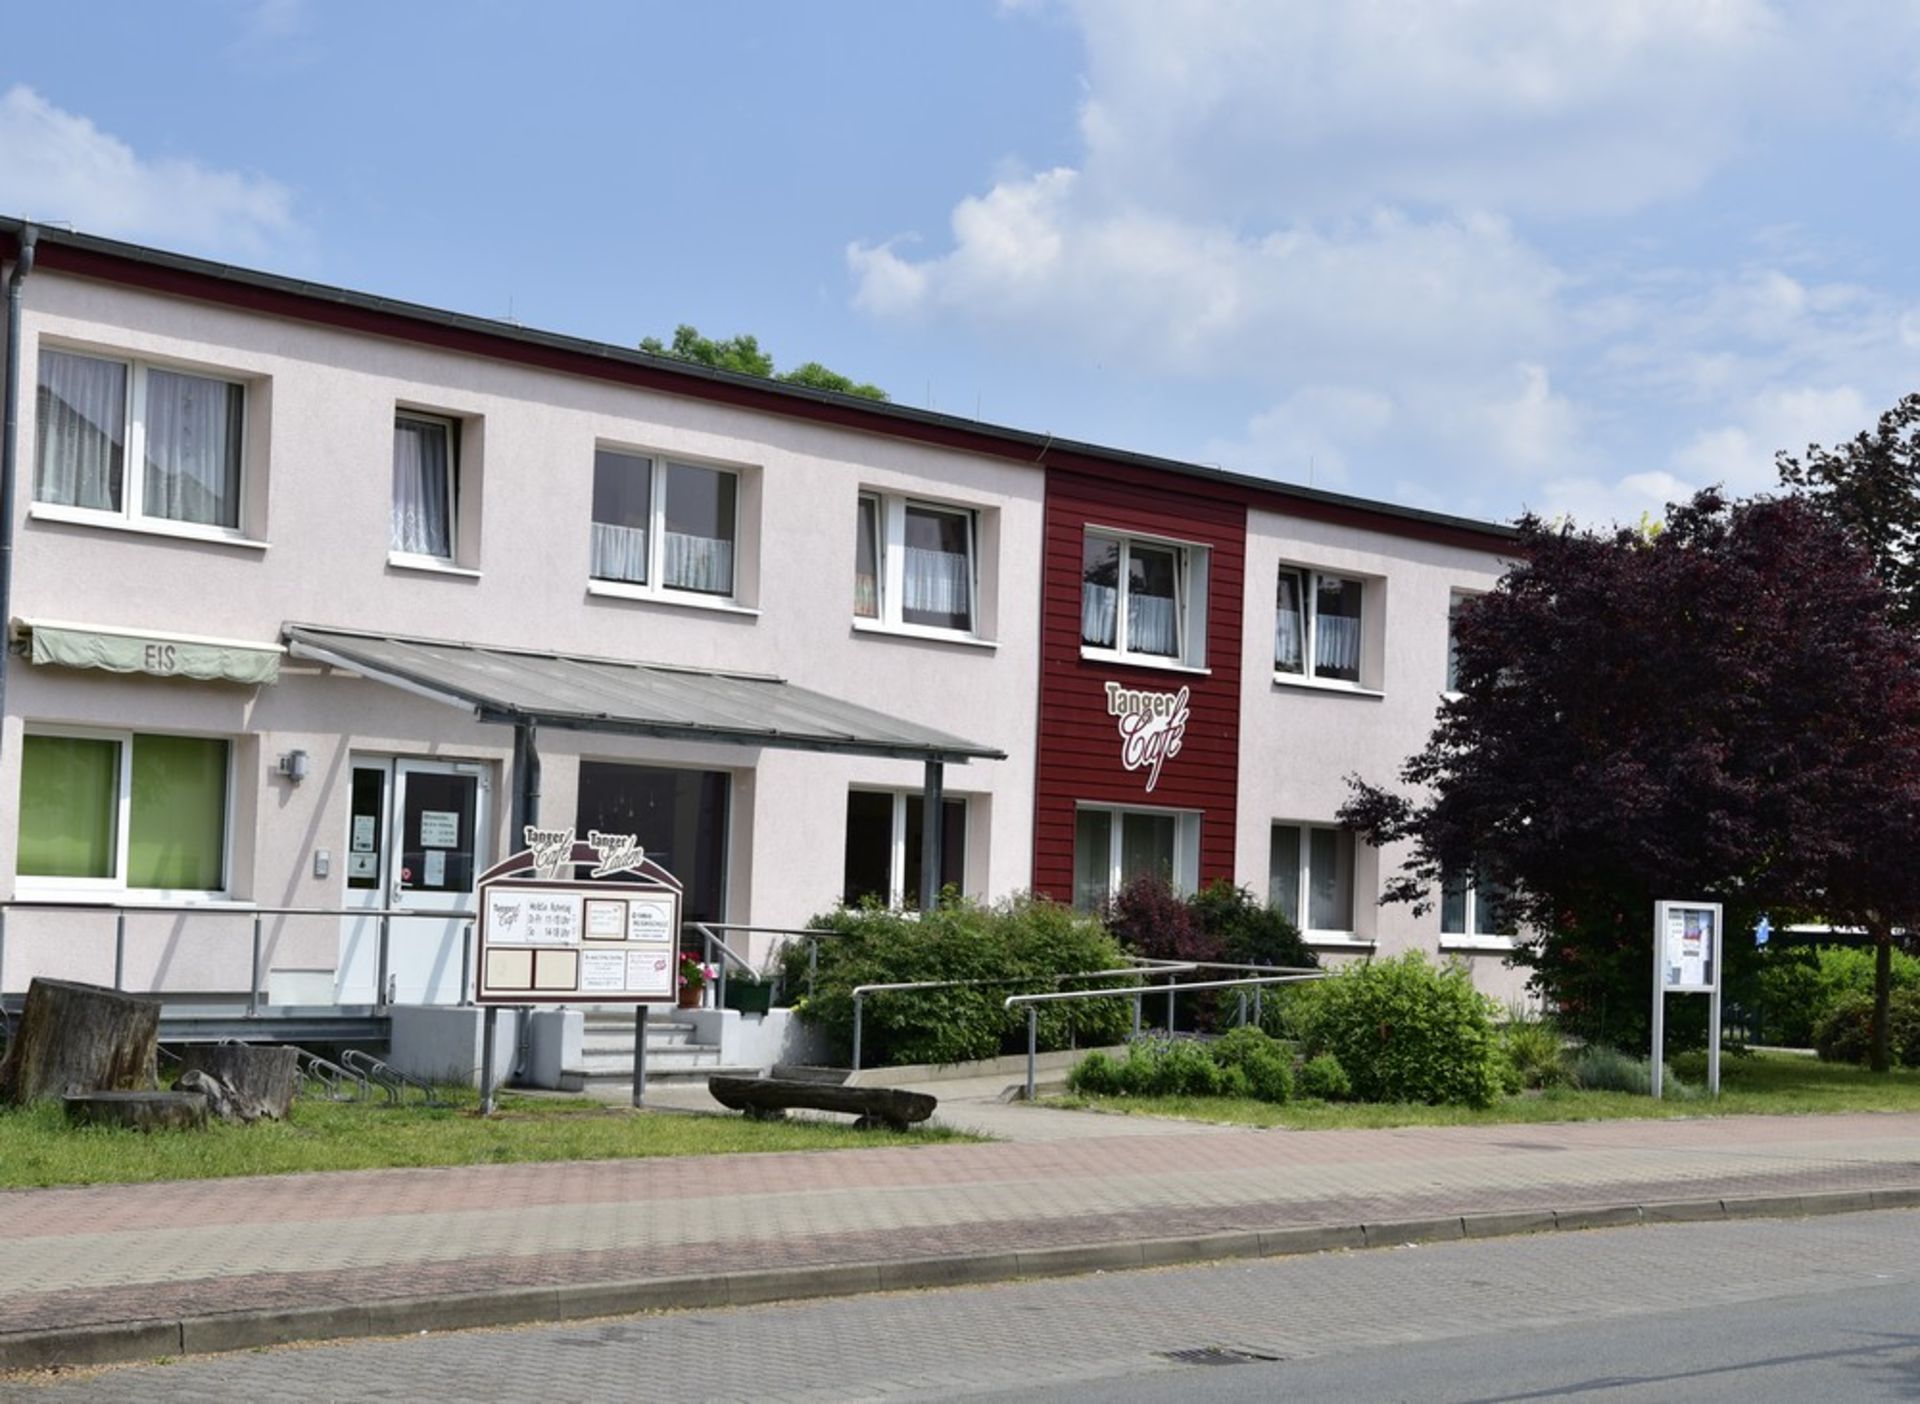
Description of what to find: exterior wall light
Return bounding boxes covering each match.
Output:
[277,749,310,783]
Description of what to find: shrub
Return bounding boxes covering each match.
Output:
[1115,1036,1229,1097]
[1106,874,1207,964]
[1208,1027,1294,1104]
[784,894,1132,1067]
[1066,1049,1124,1097]
[1813,989,1920,1067]
[1297,953,1506,1107]
[1566,1044,1649,1094]
[1107,876,1317,1034]
[1500,1012,1568,1090]
[1758,946,1920,1049]
[1298,1053,1351,1101]
[1189,881,1316,969]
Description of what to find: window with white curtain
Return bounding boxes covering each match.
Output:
[1081,530,1206,668]
[1269,822,1356,933]
[588,449,741,600]
[1276,568,1367,685]
[391,413,457,559]
[853,493,978,635]
[35,347,245,531]
[1072,804,1201,909]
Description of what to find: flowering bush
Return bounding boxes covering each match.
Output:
[678,955,717,991]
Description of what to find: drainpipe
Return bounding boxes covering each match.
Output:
[0,224,37,765]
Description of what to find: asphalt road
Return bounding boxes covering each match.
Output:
[9,1207,1920,1402]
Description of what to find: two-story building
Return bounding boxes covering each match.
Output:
[0,219,1521,1014]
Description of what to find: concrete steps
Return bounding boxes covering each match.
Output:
[562,1010,748,1091]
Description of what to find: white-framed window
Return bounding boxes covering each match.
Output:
[841,789,968,909]
[1269,822,1355,934]
[1275,568,1366,685]
[1081,530,1208,668]
[590,448,739,599]
[1072,804,1201,909]
[1441,866,1515,938]
[15,728,231,898]
[391,412,458,560]
[854,493,977,635]
[34,346,246,532]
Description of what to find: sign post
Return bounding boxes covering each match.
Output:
[1651,900,1723,1099]
[472,828,681,1112]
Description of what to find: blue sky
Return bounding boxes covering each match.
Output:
[4,1,1919,526]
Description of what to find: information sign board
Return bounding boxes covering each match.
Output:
[1658,901,1720,993]
[473,829,681,1006]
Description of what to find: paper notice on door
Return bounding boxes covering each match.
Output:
[348,852,377,879]
[580,949,627,993]
[351,816,376,853]
[419,810,460,849]
[423,849,446,887]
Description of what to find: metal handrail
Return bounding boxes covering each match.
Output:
[687,922,848,1007]
[1004,971,1327,1099]
[849,964,1198,1072]
[0,898,471,1016]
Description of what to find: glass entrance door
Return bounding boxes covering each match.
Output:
[337,756,489,1005]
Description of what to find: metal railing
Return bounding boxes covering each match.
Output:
[684,922,843,1009]
[1005,970,1327,1099]
[0,899,473,1016]
[849,963,1200,1072]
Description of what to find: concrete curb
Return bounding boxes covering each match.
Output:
[6,1184,1918,1373]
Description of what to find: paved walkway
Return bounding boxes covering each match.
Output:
[2,1107,1918,1353]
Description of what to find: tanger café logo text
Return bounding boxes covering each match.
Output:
[1104,682,1190,792]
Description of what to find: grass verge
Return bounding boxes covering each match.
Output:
[0,1090,973,1189]
[1047,1050,1920,1130]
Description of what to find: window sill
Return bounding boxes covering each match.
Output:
[8,891,247,909]
[587,580,761,617]
[388,553,481,579]
[29,503,267,551]
[852,619,996,651]
[1438,936,1519,954]
[1304,935,1377,952]
[1272,673,1384,699]
[1079,648,1210,677]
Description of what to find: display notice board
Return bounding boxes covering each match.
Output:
[474,828,682,1006]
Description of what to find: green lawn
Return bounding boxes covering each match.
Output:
[0,1090,972,1189]
[1048,1051,1920,1131]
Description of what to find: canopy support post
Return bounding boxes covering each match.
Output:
[919,759,945,912]
[512,721,541,835]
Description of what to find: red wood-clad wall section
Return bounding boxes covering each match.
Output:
[1032,462,1247,901]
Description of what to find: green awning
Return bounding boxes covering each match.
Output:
[23,621,282,685]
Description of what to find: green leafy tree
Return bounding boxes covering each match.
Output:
[1778,393,1920,627]
[639,324,887,401]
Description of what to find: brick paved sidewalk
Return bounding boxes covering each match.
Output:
[2,1110,1918,1348]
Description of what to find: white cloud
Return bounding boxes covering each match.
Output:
[0,86,300,258]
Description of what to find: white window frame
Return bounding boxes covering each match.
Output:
[587,447,743,604]
[845,788,969,908]
[1080,528,1207,671]
[1444,589,1480,696]
[1440,867,1516,941]
[15,725,235,902]
[1269,821,1357,936]
[389,411,460,567]
[1073,802,1202,906]
[34,344,251,541]
[1276,566,1369,689]
[853,491,980,640]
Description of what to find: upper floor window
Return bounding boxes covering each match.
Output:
[1081,531,1207,668]
[842,789,968,909]
[1276,569,1364,685]
[1446,591,1482,693]
[1441,866,1515,938]
[590,450,738,599]
[35,348,245,531]
[16,729,230,896]
[392,413,457,560]
[1269,821,1355,934]
[854,494,977,634]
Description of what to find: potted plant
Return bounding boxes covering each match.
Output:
[721,965,776,1016]
[677,954,716,1009]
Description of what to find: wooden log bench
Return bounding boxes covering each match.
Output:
[708,1075,937,1131]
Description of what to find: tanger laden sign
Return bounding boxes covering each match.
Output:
[1104,681,1190,792]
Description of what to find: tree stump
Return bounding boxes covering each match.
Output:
[178,1045,299,1121]
[63,1091,208,1132]
[0,980,160,1106]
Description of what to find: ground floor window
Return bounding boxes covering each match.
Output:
[575,762,729,923]
[17,729,229,893]
[1441,866,1516,938]
[841,789,967,908]
[1269,822,1354,933]
[1073,804,1201,909]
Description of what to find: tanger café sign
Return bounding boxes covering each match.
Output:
[1103,681,1190,793]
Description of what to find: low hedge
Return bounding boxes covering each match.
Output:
[783,895,1133,1068]
[1068,1028,1295,1104]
